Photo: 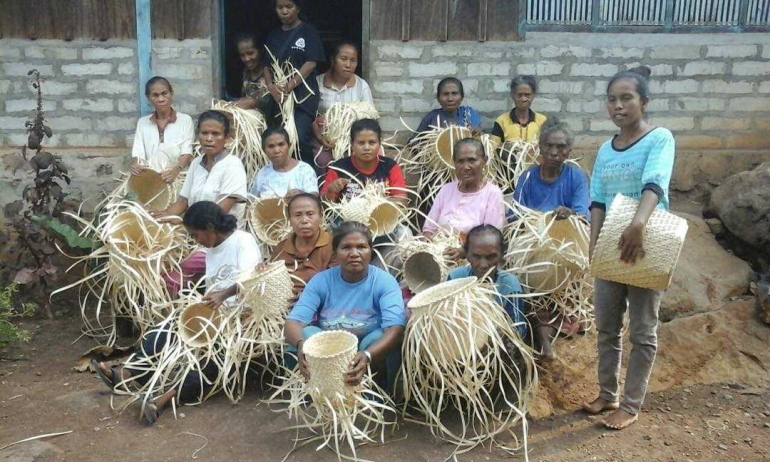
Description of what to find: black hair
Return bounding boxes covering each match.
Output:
[452,137,486,161]
[350,118,382,142]
[538,116,574,148]
[463,224,505,257]
[287,192,323,215]
[510,75,537,94]
[273,0,306,11]
[234,32,258,49]
[262,127,291,148]
[437,77,464,98]
[331,40,360,60]
[144,76,172,97]
[197,110,231,136]
[183,201,237,233]
[607,66,652,101]
[332,221,373,251]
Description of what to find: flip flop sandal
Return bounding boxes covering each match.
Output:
[142,394,160,426]
[91,359,116,389]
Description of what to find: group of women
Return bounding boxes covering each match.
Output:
[102,0,675,435]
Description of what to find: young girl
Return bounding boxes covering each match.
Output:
[415,77,482,133]
[250,127,318,198]
[233,33,269,113]
[93,201,261,424]
[582,66,675,431]
[491,75,547,144]
[131,77,194,183]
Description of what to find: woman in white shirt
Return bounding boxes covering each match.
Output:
[155,110,249,297]
[131,77,195,183]
[250,127,318,199]
[93,201,261,424]
[312,41,374,169]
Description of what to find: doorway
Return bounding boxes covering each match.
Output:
[222,0,364,99]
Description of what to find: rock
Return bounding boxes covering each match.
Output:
[0,441,62,462]
[704,218,724,236]
[718,444,728,450]
[660,213,752,322]
[707,162,770,265]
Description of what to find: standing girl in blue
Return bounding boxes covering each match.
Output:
[415,77,482,134]
[582,66,675,431]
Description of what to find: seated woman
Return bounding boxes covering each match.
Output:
[513,118,590,221]
[312,41,373,169]
[250,127,318,198]
[491,75,547,145]
[423,138,505,260]
[232,32,270,114]
[284,221,406,390]
[155,110,249,297]
[270,193,334,298]
[321,118,407,204]
[131,76,194,183]
[93,201,261,424]
[415,77,482,134]
[447,225,527,338]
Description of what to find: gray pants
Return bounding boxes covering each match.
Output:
[594,278,662,415]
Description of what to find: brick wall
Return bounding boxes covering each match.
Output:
[368,32,770,151]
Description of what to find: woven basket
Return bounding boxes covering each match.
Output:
[178,302,223,348]
[408,277,490,360]
[547,213,590,271]
[106,209,176,259]
[435,126,472,168]
[303,330,359,400]
[248,196,291,246]
[126,169,173,211]
[336,187,403,237]
[591,194,688,290]
[403,248,448,293]
[368,200,402,236]
[238,261,295,317]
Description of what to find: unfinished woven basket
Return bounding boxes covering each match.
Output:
[331,182,405,237]
[178,302,223,349]
[591,193,688,291]
[126,168,173,211]
[304,330,358,400]
[322,101,380,160]
[248,196,291,247]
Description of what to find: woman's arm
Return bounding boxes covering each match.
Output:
[345,325,404,386]
[618,190,659,263]
[234,96,258,110]
[217,196,238,214]
[154,196,189,220]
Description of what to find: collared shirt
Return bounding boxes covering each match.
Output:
[131,108,194,172]
[316,73,373,114]
[179,153,248,228]
[491,109,547,144]
[271,229,335,292]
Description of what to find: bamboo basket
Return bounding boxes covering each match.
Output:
[247,196,292,247]
[495,140,540,192]
[401,277,536,455]
[327,182,407,237]
[265,48,314,159]
[125,168,174,211]
[210,100,268,187]
[269,330,397,461]
[322,101,379,161]
[178,302,223,349]
[395,229,462,293]
[591,194,688,291]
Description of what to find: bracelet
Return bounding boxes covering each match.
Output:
[363,350,372,363]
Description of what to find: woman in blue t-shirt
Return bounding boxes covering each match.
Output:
[582,66,675,431]
[263,0,325,167]
[284,221,407,389]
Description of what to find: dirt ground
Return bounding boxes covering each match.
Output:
[1,315,769,462]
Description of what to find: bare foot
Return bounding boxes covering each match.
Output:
[601,408,638,430]
[581,397,620,414]
[539,342,556,362]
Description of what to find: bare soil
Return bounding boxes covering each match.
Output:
[2,314,768,462]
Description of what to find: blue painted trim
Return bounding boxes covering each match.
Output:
[136,0,153,116]
[219,0,228,98]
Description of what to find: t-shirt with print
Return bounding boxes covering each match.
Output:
[180,153,248,228]
[321,156,407,201]
[287,265,406,338]
[263,22,325,116]
[590,127,675,211]
[250,161,318,198]
[205,230,262,304]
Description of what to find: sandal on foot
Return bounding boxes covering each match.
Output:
[142,395,160,425]
[92,359,116,389]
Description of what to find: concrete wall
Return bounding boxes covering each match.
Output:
[0,38,214,211]
[368,32,770,152]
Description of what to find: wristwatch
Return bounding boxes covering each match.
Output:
[363,350,372,363]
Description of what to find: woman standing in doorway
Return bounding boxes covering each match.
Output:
[263,0,325,167]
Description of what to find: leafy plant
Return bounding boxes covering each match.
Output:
[0,283,34,347]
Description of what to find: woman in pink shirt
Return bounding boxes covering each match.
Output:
[423,138,504,260]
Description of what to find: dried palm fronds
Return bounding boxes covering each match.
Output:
[495,140,540,191]
[401,277,536,456]
[265,47,314,159]
[591,193,688,290]
[393,228,462,293]
[52,201,189,346]
[325,181,409,238]
[221,261,296,403]
[503,201,593,330]
[322,101,379,161]
[211,100,268,185]
[270,330,397,461]
[247,195,292,247]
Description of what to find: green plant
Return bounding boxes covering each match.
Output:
[0,283,33,346]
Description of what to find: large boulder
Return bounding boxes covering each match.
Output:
[707,162,770,263]
[659,213,753,322]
